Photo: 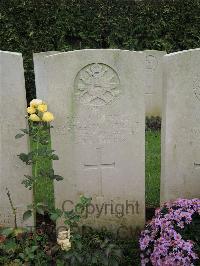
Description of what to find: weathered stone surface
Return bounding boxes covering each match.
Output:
[0,51,32,227]
[33,51,59,98]
[35,49,145,232]
[34,50,166,117]
[144,50,166,117]
[161,48,200,203]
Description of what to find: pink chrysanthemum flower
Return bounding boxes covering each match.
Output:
[140,198,200,266]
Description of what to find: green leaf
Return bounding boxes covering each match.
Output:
[27,152,33,160]
[24,175,33,180]
[31,246,38,252]
[51,154,59,160]
[19,253,25,259]
[22,179,33,189]
[23,210,32,221]
[56,260,65,266]
[50,213,58,221]
[64,220,71,226]
[3,239,17,252]
[50,208,63,221]
[54,175,63,181]
[29,254,35,259]
[20,128,29,134]
[50,213,60,221]
[108,258,120,266]
[79,195,92,206]
[92,255,98,264]
[15,133,25,139]
[18,153,29,163]
[76,241,82,251]
[48,168,55,178]
[1,227,14,237]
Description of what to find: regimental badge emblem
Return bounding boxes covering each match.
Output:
[74,63,120,106]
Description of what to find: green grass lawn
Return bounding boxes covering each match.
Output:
[33,140,55,210]
[34,159,55,210]
[35,130,161,210]
[145,130,161,208]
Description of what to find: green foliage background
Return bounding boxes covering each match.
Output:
[1,0,200,100]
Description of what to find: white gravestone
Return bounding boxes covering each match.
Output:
[35,49,145,232]
[161,48,200,203]
[144,50,166,117]
[33,51,59,96]
[0,51,32,227]
[34,50,166,117]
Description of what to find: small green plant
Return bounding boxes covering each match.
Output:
[55,229,122,265]
[0,226,52,265]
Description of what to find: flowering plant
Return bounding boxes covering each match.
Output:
[140,198,200,266]
[15,99,62,229]
[27,99,54,122]
[15,99,91,253]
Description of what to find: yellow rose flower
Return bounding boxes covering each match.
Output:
[37,104,48,113]
[29,114,41,122]
[42,112,54,122]
[27,106,36,114]
[30,99,43,107]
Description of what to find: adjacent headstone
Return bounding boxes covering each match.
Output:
[35,49,145,233]
[33,51,59,96]
[161,48,200,203]
[0,51,32,227]
[144,50,166,117]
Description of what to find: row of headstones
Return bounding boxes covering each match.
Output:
[0,49,200,231]
[34,50,165,117]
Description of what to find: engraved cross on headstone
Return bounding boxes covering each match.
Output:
[84,147,115,196]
